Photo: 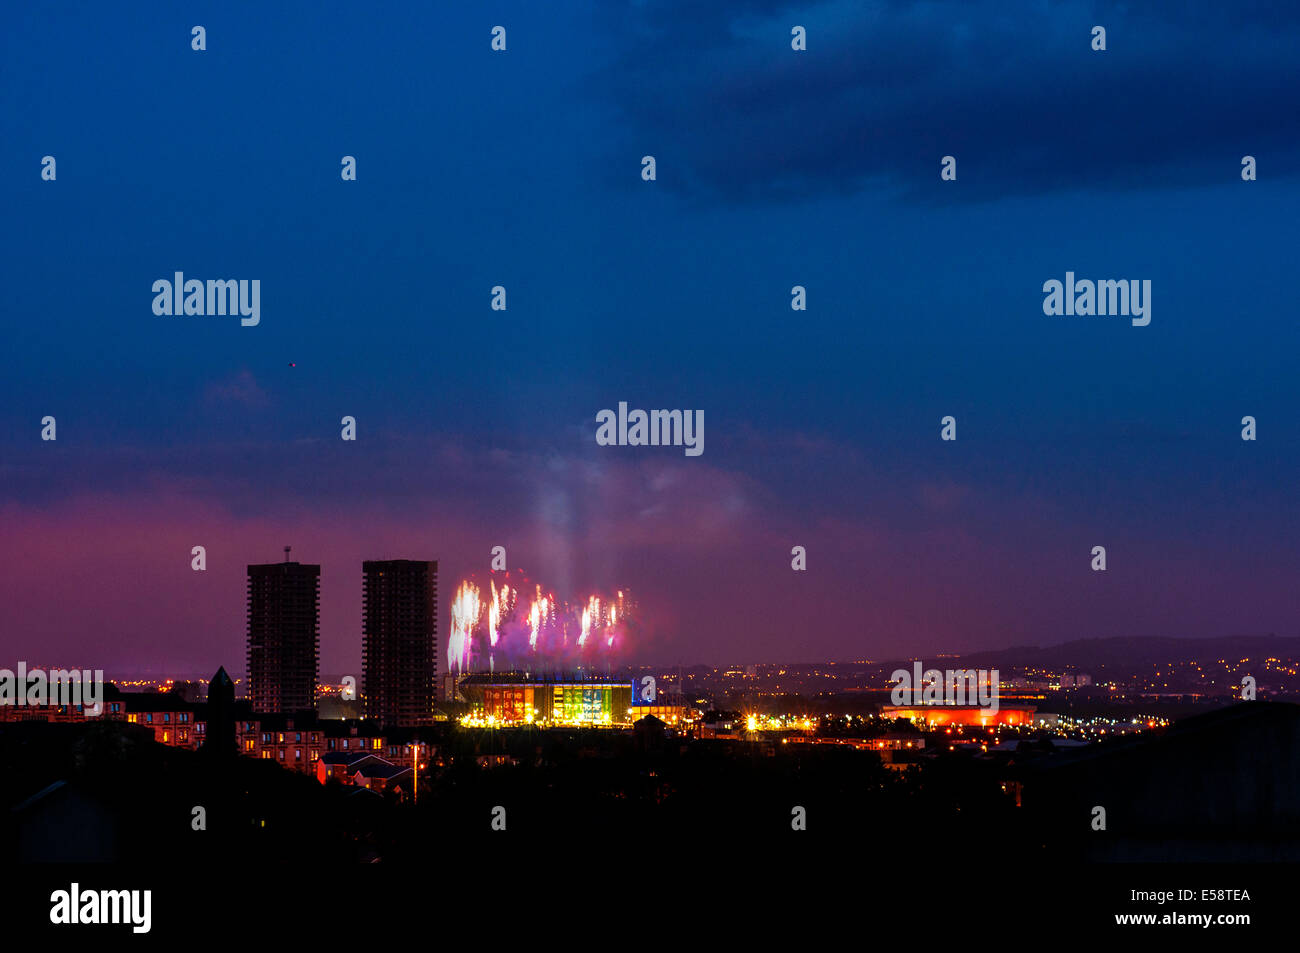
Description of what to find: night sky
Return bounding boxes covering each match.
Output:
[2,2,1298,674]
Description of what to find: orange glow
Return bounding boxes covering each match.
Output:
[880,705,1035,727]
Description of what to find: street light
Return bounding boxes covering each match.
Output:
[409,742,421,804]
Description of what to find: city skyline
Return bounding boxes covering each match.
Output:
[4,4,1298,927]
[3,5,1298,673]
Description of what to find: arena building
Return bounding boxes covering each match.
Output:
[457,673,635,727]
[879,704,1037,728]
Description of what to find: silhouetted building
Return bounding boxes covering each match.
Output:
[362,559,438,728]
[201,666,237,757]
[633,714,668,754]
[247,554,320,715]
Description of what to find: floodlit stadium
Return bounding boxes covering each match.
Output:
[879,704,1037,727]
[457,673,635,728]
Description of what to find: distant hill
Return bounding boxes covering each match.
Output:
[948,635,1300,671]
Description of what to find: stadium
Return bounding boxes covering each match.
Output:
[879,704,1039,728]
[456,673,636,728]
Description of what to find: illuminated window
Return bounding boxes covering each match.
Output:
[162,731,170,742]
[127,714,138,724]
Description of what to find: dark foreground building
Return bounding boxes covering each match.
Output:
[201,666,237,757]
[363,559,438,728]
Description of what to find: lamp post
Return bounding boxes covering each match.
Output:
[410,742,420,804]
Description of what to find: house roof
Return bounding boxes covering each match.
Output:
[353,762,411,781]
[320,751,379,767]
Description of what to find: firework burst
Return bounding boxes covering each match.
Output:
[447,570,637,673]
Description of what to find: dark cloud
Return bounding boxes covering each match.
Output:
[589,0,1300,204]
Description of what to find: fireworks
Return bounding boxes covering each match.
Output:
[448,570,636,673]
[488,581,501,648]
[449,580,483,673]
